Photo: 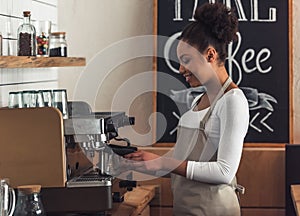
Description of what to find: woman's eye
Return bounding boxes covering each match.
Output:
[182,58,190,64]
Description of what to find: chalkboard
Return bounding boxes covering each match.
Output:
[155,0,291,143]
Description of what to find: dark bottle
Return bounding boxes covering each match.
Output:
[14,185,46,216]
[17,11,36,56]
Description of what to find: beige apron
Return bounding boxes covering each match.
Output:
[171,77,242,216]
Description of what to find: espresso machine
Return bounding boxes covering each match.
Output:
[0,101,137,215]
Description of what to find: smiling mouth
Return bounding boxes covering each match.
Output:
[183,72,192,82]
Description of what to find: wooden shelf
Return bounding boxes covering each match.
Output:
[0,56,86,68]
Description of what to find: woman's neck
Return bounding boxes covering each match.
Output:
[204,66,231,101]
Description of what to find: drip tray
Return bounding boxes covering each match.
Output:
[67,171,112,188]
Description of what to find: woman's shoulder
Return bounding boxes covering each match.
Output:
[216,88,249,110]
[223,88,247,100]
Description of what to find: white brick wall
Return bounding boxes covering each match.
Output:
[0,0,58,107]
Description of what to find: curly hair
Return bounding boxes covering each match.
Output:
[180,3,238,64]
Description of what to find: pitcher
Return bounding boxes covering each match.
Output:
[0,179,15,216]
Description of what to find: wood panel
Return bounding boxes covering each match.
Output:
[241,208,285,216]
[286,145,300,216]
[150,207,285,216]
[150,200,287,215]
[150,207,173,216]
[237,147,285,207]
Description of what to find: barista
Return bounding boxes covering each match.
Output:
[125,3,249,216]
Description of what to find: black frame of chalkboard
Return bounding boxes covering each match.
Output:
[152,0,293,146]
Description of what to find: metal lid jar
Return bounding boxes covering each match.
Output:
[49,32,67,57]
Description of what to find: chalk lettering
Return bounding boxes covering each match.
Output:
[227,32,272,84]
[250,0,277,22]
[173,0,183,21]
[173,0,276,22]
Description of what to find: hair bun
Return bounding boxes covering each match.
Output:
[194,3,238,44]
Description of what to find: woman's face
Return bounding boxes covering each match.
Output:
[177,40,213,87]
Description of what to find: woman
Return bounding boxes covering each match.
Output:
[125,3,249,215]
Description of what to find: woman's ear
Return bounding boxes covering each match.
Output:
[206,47,217,62]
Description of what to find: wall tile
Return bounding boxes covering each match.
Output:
[0,0,8,14]
[31,1,57,24]
[33,0,57,7]
[0,84,16,107]
[0,15,21,39]
[18,81,58,91]
[0,16,8,37]
[21,68,58,83]
[2,39,17,56]
[12,0,32,18]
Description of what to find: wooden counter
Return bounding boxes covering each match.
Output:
[109,185,156,216]
[291,185,300,216]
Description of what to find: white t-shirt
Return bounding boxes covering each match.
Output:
[178,88,249,184]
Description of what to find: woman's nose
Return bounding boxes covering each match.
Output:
[179,64,185,74]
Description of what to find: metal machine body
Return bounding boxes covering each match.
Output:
[43,104,136,214]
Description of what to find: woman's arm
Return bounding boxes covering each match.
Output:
[186,91,249,184]
[124,150,188,176]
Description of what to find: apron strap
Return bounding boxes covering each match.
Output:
[200,77,232,129]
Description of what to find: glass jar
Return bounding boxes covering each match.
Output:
[22,90,37,108]
[0,179,16,216]
[17,11,36,56]
[35,21,51,56]
[49,32,67,57]
[14,185,46,216]
[8,91,24,108]
[41,90,53,107]
[52,89,69,119]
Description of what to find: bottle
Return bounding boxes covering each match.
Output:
[14,185,46,216]
[17,11,36,56]
[49,32,67,57]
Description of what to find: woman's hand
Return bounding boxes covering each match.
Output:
[124,150,188,177]
[124,150,159,161]
[124,150,163,172]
